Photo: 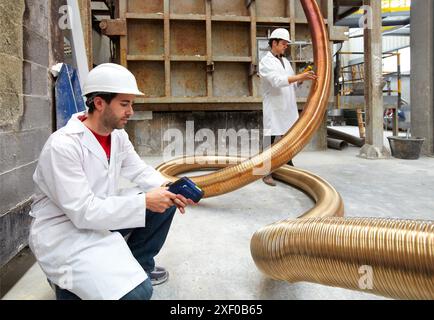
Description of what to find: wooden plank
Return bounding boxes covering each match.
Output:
[290,0,296,71]
[133,103,263,112]
[119,0,127,66]
[249,0,257,97]
[164,0,170,97]
[211,15,250,22]
[135,97,263,104]
[206,0,213,97]
[133,97,308,104]
[127,54,164,61]
[125,13,164,19]
[213,56,252,62]
[78,0,93,68]
[170,55,207,61]
[170,13,206,20]
[256,17,291,23]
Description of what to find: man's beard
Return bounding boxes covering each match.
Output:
[102,110,124,130]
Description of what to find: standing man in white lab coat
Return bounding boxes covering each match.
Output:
[259,28,317,186]
[29,63,194,300]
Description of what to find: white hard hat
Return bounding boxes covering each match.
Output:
[269,28,291,43]
[82,63,144,96]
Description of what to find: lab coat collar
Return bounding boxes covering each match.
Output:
[64,112,114,168]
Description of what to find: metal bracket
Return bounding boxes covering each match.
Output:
[249,63,258,76]
[206,62,215,73]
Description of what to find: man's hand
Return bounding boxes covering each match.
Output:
[145,187,195,214]
[173,194,196,214]
[288,71,317,85]
[297,70,317,84]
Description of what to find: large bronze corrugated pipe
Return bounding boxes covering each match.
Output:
[156,0,434,299]
[251,218,434,300]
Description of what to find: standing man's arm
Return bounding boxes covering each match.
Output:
[259,60,317,87]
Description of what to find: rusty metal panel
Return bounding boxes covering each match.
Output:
[129,61,165,97]
[256,0,288,17]
[211,0,249,16]
[127,0,163,14]
[171,62,207,97]
[170,21,206,56]
[119,0,333,109]
[170,0,205,14]
[128,20,164,55]
[212,22,250,57]
[213,63,250,97]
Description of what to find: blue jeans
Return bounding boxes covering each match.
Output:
[55,206,176,300]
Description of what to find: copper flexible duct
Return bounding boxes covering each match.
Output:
[251,218,434,300]
[156,0,434,299]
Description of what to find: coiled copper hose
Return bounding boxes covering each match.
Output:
[156,0,434,299]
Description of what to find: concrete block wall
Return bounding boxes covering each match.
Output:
[0,0,53,268]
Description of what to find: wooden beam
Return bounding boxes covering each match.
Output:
[289,0,296,71]
[249,0,257,97]
[78,0,93,68]
[206,0,213,97]
[164,0,171,97]
[119,0,127,66]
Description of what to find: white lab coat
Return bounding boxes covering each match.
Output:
[29,112,167,300]
[259,51,299,136]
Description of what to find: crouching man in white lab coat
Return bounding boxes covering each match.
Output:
[259,28,317,186]
[29,63,194,300]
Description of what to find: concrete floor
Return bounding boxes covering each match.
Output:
[3,127,434,300]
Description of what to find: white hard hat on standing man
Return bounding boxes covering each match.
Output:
[269,28,291,43]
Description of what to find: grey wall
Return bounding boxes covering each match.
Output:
[125,111,326,159]
[0,0,53,268]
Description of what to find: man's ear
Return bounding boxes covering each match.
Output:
[93,97,105,112]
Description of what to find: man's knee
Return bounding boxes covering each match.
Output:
[121,278,153,300]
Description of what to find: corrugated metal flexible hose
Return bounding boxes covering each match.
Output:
[156,0,434,300]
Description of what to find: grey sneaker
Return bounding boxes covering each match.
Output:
[149,266,169,286]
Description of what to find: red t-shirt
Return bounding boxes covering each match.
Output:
[78,115,111,161]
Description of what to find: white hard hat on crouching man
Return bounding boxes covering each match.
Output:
[29,63,195,300]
